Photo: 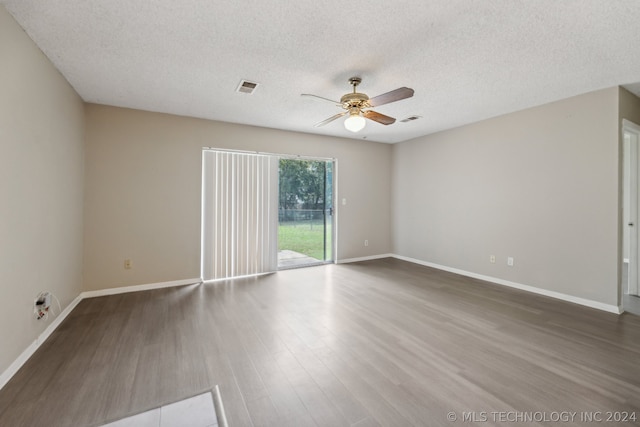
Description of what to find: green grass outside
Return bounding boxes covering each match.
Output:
[278,220,332,261]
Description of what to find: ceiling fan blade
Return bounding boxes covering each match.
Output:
[314,112,347,127]
[368,87,414,107]
[363,110,396,125]
[301,93,341,105]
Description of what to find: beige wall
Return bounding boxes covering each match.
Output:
[83,105,392,291]
[392,88,620,306]
[0,7,85,375]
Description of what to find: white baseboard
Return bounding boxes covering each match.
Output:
[0,293,83,391]
[81,278,201,299]
[337,254,393,264]
[1,277,201,392]
[391,254,622,314]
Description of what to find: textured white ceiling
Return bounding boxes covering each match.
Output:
[3,0,640,143]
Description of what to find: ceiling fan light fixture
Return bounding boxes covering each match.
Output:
[344,109,365,132]
[307,77,414,131]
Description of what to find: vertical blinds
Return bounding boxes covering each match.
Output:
[201,150,278,281]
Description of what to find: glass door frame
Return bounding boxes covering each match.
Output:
[276,154,336,270]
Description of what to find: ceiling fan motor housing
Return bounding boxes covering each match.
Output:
[341,76,370,109]
[340,92,369,109]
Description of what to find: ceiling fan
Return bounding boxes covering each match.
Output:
[302,77,414,132]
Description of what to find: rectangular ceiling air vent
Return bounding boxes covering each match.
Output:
[237,80,259,94]
[400,115,422,123]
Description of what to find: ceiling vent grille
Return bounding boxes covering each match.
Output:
[237,80,259,94]
[400,115,422,123]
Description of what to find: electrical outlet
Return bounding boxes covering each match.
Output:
[124,259,132,269]
[490,255,496,263]
[507,257,514,267]
[34,291,53,320]
[35,293,51,309]
[364,240,369,247]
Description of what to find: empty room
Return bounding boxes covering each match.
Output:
[3,1,640,426]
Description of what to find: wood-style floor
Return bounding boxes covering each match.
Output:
[2,258,640,427]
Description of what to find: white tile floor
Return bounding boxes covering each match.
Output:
[100,391,218,427]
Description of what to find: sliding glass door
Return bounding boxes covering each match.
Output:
[201,150,334,280]
[277,158,334,269]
